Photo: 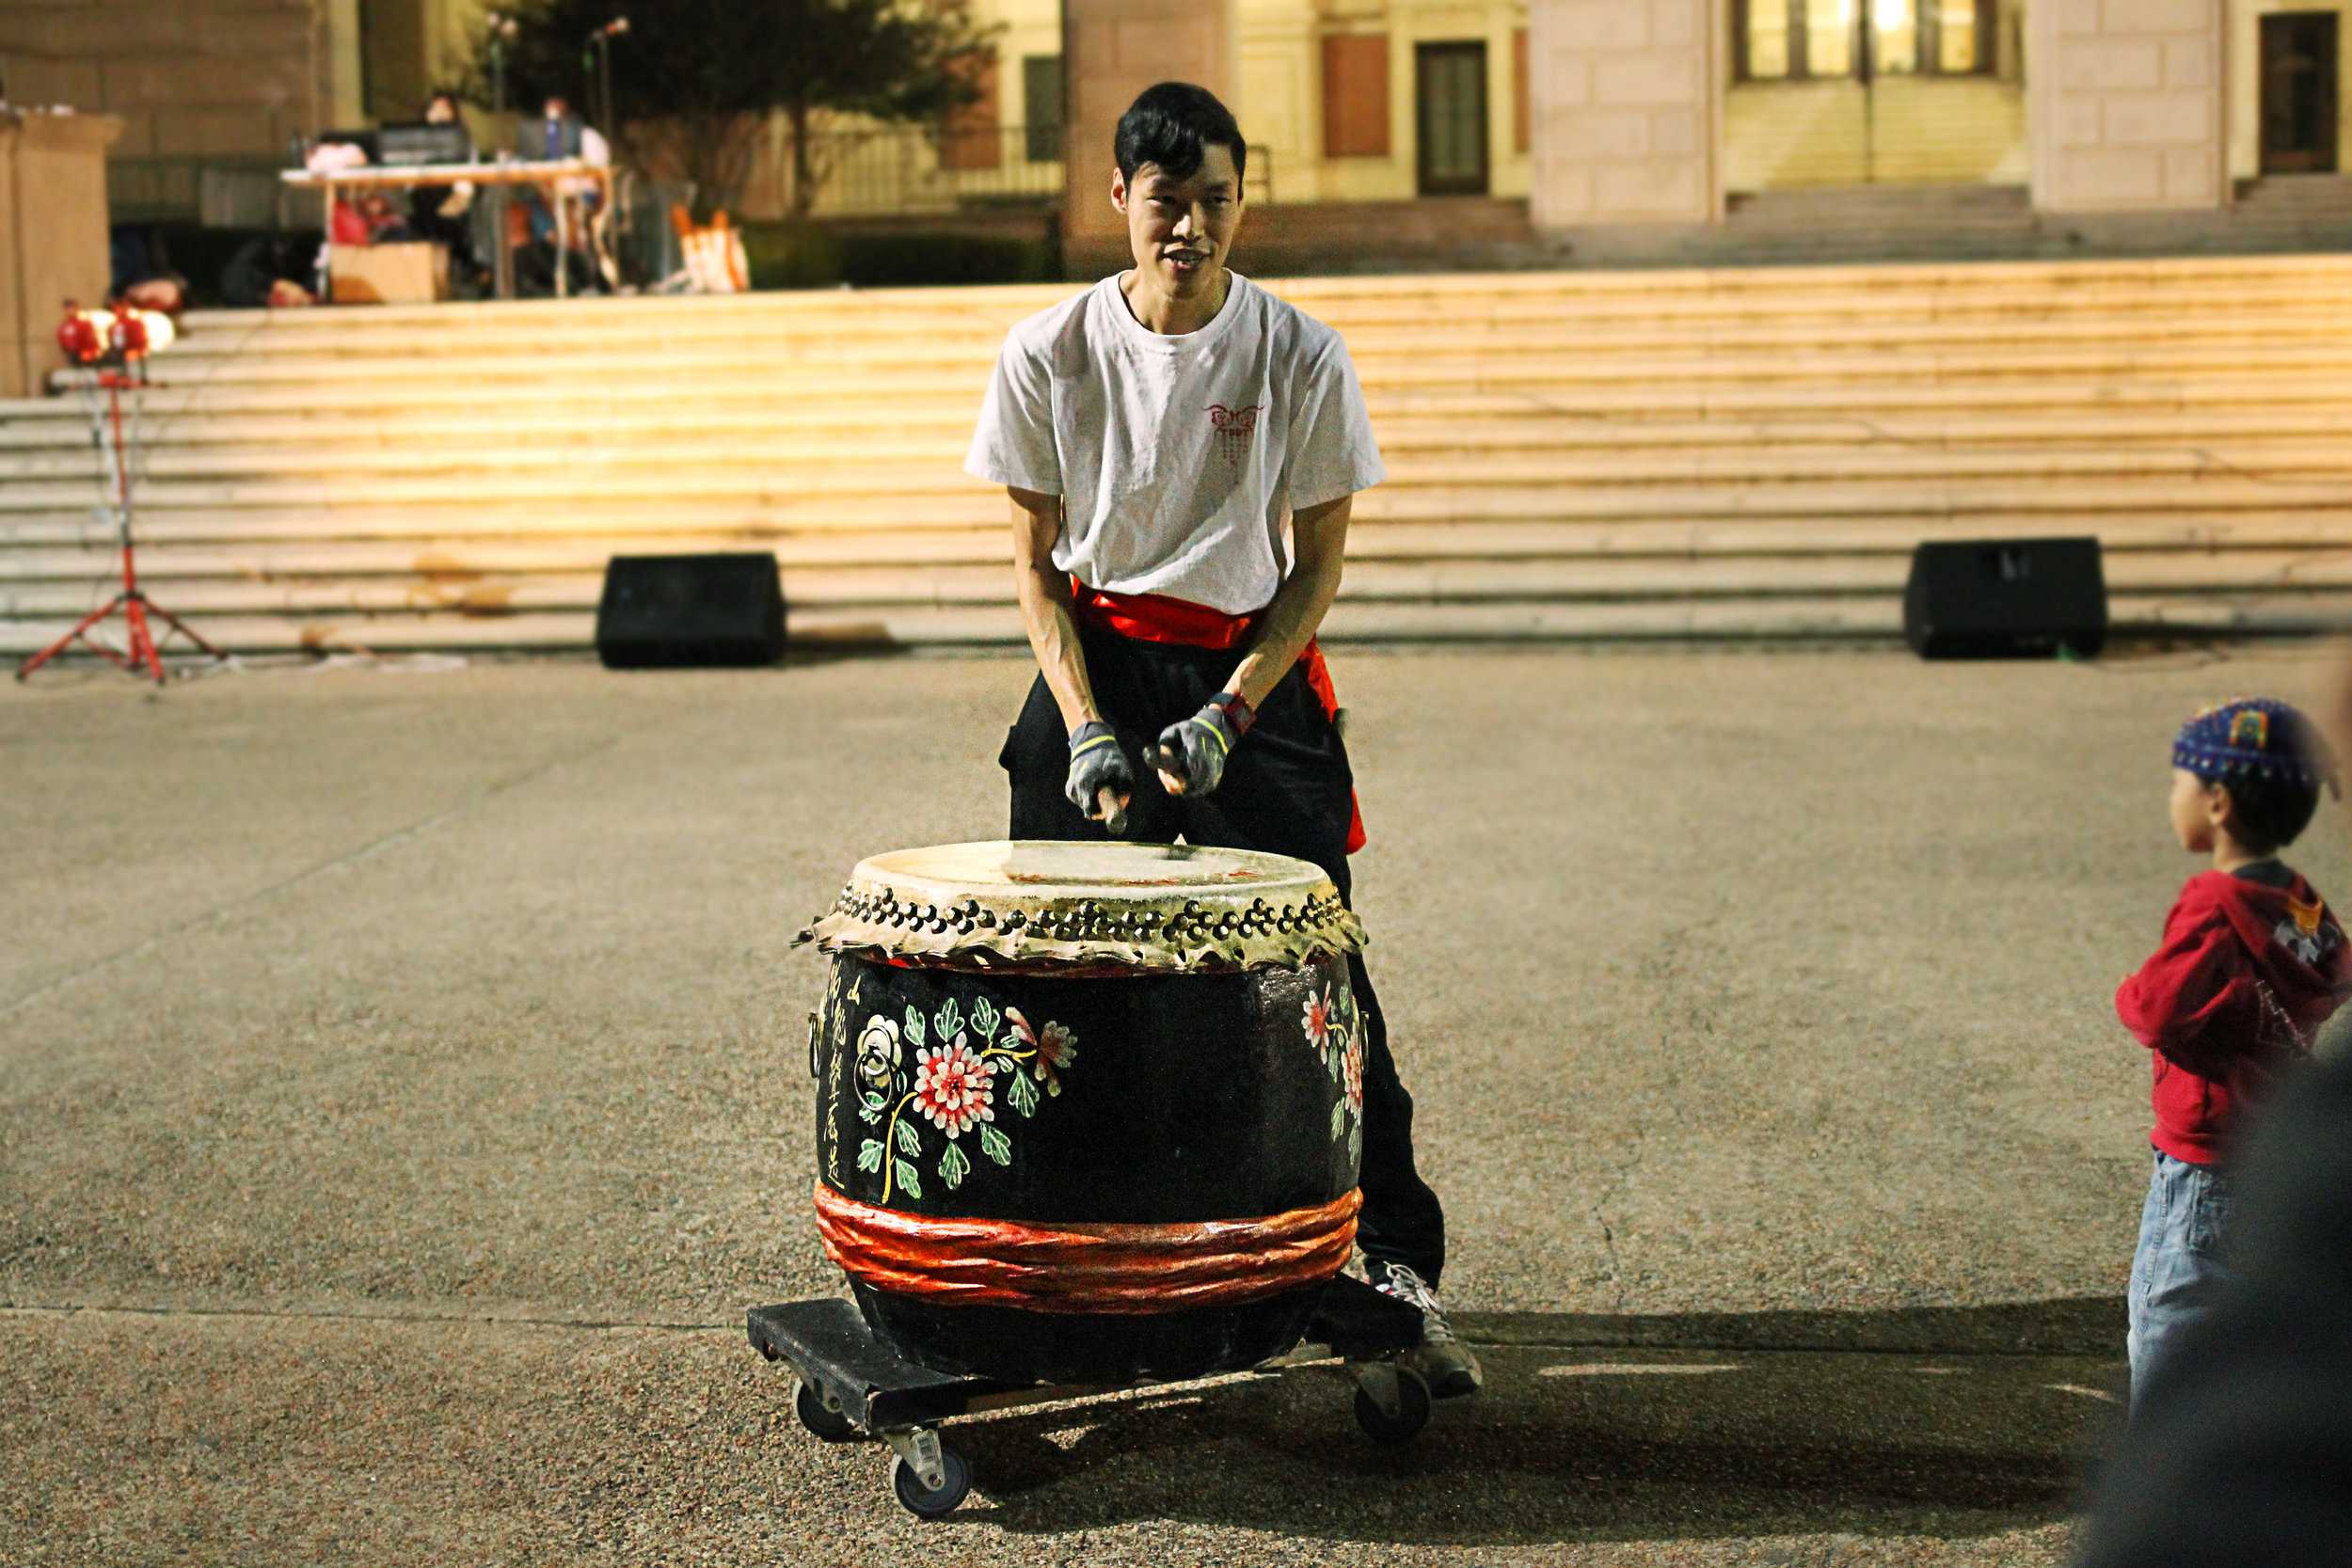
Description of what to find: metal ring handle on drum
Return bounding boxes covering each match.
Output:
[806,1008,821,1081]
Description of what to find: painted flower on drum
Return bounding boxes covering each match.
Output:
[912,1039,994,1139]
[860,991,1078,1204]
[1300,978,1360,1161]
[855,1014,898,1089]
[1302,988,1332,1050]
[1032,1021,1078,1096]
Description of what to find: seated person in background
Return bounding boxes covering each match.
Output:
[515,93,612,294]
[406,90,483,292]
[516,95,609,230]
[330,191,412,247]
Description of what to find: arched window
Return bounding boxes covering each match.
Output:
[1736,0,1994,83]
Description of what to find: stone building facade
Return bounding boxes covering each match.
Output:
[5,0,2351,241]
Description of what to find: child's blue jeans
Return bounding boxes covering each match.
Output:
[2127,1148,2237,1407]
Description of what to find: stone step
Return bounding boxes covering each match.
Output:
[22,368,2352,427]
[19,404,2352,455]
[166,252,2352,331]
[125,305,2352,374]
[13,258,2352,654]
[12,515,2341,577]
[139,299,2352,370]
[17,437,2352,488]
[8,490,2352,555]
[10,549,2348,620]
[10,464,2352,519]
[145,289,2352,365]
[9,589,2349,659]
[54,350,2352,418]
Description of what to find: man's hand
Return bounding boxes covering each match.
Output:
[1150,693,1252,798]
[1066,721,1135,834]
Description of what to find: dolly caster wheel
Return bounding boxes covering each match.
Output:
[795,1380,858,1443]
[1352,1363,1432,1445]
[889,1447,972,1518]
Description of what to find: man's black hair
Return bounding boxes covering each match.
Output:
[1115,82,1246,187]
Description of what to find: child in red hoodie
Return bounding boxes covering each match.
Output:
[2117,697,2349,1408]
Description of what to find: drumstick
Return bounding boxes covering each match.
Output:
[1096,786,1129,836]
[1145,741,1190,799]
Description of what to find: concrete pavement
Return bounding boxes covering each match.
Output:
[8,643,2342,1563]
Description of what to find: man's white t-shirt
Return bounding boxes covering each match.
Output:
[964,273,1385,616]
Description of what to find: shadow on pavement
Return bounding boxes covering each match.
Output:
[931,1299,2124,1549]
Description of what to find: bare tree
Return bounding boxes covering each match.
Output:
[452,0,995,219]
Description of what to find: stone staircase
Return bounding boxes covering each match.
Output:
[9,253,2352,657]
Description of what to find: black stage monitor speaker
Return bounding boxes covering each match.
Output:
[1903,536,2107,659]
[596,553,786,669]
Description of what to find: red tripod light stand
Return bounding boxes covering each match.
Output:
[16,304,228,685]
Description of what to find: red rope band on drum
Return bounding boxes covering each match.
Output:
[813,1184,1362,1314]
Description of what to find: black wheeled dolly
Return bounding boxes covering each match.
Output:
[747,1275,1432,1518]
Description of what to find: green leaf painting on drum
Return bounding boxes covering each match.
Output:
[1004,1066,1040,1118]
[859,988,1079,1205]
[1303,982,1365,1162]
[818,963,863,1188]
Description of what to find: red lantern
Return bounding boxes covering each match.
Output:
[56,311,102,365]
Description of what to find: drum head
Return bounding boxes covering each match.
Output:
[799,839,1367,972]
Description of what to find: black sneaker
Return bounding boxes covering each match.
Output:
[1373,1260,1483,1398]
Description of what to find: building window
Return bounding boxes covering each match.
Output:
[1323,33,1391,158]
[1024,55,1062,164]
[940,52,1001,171]
[1736,0,1993,82]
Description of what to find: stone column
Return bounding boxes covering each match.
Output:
[1525,0,1724,231]
[1,110,124,402]
[2030,0,2225,212]
[1059,0,1238,278]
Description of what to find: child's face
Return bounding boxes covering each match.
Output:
[2170,768,2226,851]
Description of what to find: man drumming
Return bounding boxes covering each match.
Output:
[965,81,1477,1397]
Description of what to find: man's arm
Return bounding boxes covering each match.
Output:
[1009,486,1100,733]
[1150,493,1352,799]
[1222,492,1351,710]
[1011,485,1132,828]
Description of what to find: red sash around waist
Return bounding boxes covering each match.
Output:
[1072,581,1365,854]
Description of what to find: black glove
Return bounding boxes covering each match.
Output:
[1065,721,1135,834]
[1150,692,1252,799]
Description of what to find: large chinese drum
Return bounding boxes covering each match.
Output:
[798,841,1370,1386]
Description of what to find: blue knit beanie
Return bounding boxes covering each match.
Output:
[2173,697,2341,800]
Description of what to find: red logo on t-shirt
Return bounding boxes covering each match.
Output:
[1207,403,1264,465]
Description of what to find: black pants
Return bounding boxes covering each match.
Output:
[1001,626,1448,1284]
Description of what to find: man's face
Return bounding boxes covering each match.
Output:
[543,97,568,121]
[1113,143,1243,300]
[426,98,456,123]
